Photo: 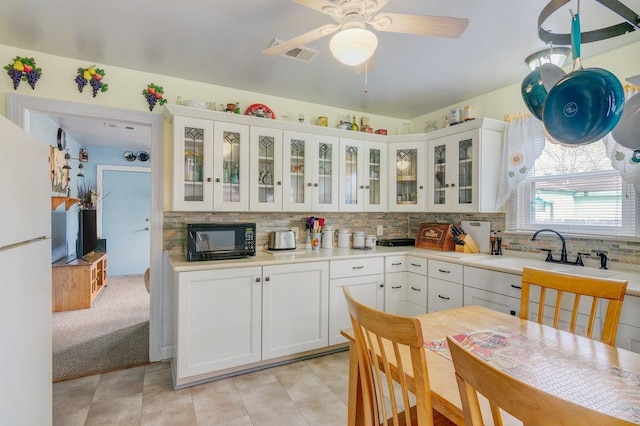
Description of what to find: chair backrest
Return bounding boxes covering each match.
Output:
[343,286,435,426]
[519,266,627,345]
[446,336,635,426]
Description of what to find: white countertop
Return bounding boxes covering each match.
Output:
[169,246,640,297]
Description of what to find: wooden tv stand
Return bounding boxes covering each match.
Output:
[52,251,108,312]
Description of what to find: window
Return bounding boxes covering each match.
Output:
[506,140,638,237]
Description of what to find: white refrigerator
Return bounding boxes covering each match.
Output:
[0,114,52,424]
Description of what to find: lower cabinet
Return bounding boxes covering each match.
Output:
[384,256,428,316]
[329,257,384,345]
[173,267,262,384]
[617,295,640,351]
[262,262,329,359]
[463,266,521,316]
[428,260,463,313]
[172,261,329,386]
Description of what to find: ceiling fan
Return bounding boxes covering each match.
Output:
[263,0,469,66]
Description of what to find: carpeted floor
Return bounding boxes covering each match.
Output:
[52,274,150,382]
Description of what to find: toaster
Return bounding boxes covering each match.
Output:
[268,230,296,250]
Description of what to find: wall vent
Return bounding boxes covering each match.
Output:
[268,39,320,63]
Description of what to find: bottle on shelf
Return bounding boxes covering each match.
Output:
[350,115,359,131]
[234,102,240,114]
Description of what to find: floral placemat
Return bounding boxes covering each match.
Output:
[425,327,640,423]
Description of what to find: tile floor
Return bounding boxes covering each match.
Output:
[53,350,350,426]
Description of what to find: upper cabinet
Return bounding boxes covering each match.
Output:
[283,131,339,212]
[426,118,505,213]
[339,138,387,212]
[213,122,250,211]
[249,126,283,212]
[388,138,427,212]
[171,116,214,211]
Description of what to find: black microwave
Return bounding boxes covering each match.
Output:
[186,223,256,261]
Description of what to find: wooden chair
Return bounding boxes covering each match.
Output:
[519,266,627,345]
[343,287,453,426]
[446,335,635,425]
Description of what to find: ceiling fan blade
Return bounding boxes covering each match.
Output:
[262,24,340,56]
[371,13,469,38]
[294,0,341,15]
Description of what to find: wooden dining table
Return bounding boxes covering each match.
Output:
[341,305,640,426]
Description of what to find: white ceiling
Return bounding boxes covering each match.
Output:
[1,0,639,147]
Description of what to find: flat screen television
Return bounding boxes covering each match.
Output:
[77,209,98,259]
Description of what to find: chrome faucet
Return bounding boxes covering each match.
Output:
[531,228,568,263]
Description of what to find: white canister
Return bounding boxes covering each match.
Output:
[353,231,365,248]
[322,229,334,249]
[337,229,351,248]
[365,235,377,248]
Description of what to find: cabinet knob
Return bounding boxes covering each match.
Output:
[445,184,450,188]
[314,183,318,187]
[379,284,384,288]
[255,277,261,282]
[359,185,364,189]
[265,276,270,282]
[365,185,370,189]
[451,183,456,187]
[215,178,221,183]
[277,181,282,186]
[307,182,313,187]
[207,177,212,182]
[419,185,423,189]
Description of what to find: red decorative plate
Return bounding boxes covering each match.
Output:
[245,103,276,119]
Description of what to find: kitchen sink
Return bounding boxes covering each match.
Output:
[476,256,617,278]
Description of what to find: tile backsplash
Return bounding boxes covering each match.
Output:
[164,212,639,272]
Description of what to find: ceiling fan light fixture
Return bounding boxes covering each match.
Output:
[525,46,571,70]
[329,28,378,66]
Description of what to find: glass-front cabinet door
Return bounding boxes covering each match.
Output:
[339,138,387,212]
[213,122,249,211]
[249,126,282,212]
[172,116,214,211]
[283,131,338,212]
[428,130,477,212]
[388,141,425,212]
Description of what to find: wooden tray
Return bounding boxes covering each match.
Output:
[415,223,455,251]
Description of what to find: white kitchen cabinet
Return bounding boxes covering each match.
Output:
[384,255,427,316]
[616,295,640,352]
[249,126,283,211]
[282,131,339,212]
[171,116,214,211]
[426,118,505,213]
[329,257,384,345]
[213,122,250,211]
[428,260,463,312]
[388,139,426,212]
[172,267,262,385]
[463,266,521,316]
[262,262,329,359]
[339,138,387,212]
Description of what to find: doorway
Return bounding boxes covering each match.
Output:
[98,166,151,276]
[7,94,164,362]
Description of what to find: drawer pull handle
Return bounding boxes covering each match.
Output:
[352,266,364,270]
[391,285,402,289]
[391,262,402,266]
[510,285,522,290]
[255,278,261,282]
[265,277,270,282]
[411,286,421,291]
[438,269,451,274]
[438,294,450,300]
[411,263,421,267]
[379,284,385,288]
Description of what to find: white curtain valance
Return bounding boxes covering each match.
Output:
[495,115,545,209]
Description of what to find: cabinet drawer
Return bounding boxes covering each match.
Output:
[619,295,640,327]
[464,286,519,317]
[385,272,407,303]
[428,278,463,312]
[406,273,427,307]
[331,257,384,278]
[406,256,427,276]
[464,266,522,299]
[385,256,406,273]
[428,260,463,283]
[406,301,428,317]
